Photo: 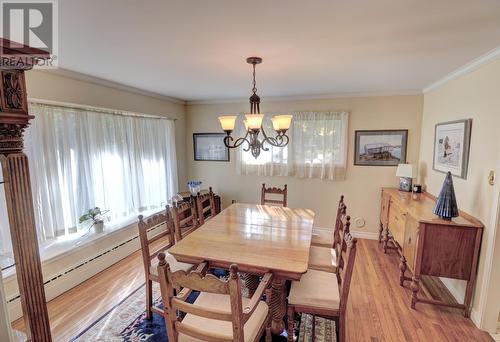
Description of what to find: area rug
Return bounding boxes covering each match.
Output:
[71,283,336,341]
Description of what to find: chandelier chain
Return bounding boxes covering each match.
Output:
[252,63,257,94]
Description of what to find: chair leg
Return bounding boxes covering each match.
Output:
[338,316,345,342]
[146,279,153,320]
[312,314,316,341]
[287,305,295,342]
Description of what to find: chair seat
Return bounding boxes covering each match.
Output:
[308,246,338,273]
[288,269,340,310]
[149,251,194,277]
[179,292,269,342]
[311,227,334,247]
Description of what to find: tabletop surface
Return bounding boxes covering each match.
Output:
[169,203,315,278]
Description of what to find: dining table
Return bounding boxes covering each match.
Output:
[168,202,315,334]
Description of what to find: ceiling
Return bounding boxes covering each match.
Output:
[58,0,500,101]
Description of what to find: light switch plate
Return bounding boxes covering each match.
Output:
[489,171,495,186]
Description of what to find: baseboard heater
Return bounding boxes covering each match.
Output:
[7,224,163,304]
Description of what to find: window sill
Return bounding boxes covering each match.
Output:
[1,207,163,279]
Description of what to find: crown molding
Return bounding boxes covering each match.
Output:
[38,68,186,104]
[186,90,422,105]
[423,46,500,93]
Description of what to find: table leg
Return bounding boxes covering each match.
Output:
[410,275,420,309]
[270,277,286,334]
[241,273,259,297]
[383,227,390,253]
[399,255,407,286]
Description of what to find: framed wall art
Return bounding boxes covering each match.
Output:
[354,130,408,166]
[193,133,230,161]
[433,119,472,179]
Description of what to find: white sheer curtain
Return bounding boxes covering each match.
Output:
[0,169,13,255]
[237,111,348,180]
[293,112,348,180]
[23,103,178,243]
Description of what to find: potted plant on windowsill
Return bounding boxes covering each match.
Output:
[79,207,109,234]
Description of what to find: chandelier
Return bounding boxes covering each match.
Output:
[218,57,292,159]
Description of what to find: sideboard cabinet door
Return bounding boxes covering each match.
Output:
[403,216,419,271]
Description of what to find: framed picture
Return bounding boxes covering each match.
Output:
[354,130,408,166]
[193,133,229,162]
[433,119,472,179]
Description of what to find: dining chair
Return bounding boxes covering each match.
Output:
[196,187,217,225]
[261,183,288,207]
[137,207,194,320]
[157,254,273,342]
[308,209,350,273]
[171,197,199,242]
[287,233,358,342]
[311,195,345,247]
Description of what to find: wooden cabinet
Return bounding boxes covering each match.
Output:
[380,188,483,317]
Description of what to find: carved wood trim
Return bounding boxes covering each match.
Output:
[1,154,52,341]
[0,122,27,154]
[2,71,28,114]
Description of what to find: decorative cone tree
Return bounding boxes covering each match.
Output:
[433,171,459,220]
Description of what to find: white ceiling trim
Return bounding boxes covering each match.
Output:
[423,45,500,93]
[43,68,186,104]
[186,90,422,106]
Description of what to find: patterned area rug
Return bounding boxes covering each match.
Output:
[71,283,336,341]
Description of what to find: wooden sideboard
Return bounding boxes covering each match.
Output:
[379,188,483,317]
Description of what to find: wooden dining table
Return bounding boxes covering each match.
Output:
[169,203,315,334]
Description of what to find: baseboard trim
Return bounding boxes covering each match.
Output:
[470,307,481,329]
[350,231,379,240]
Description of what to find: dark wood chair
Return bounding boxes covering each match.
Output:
[157,255,273,342]
[308,207,349,273]
[261,183,288,207]
[311,195,345,247]
[137,207,194,320]
[196,187,217,225]
[287,233,358,342]
[171,197,199,242]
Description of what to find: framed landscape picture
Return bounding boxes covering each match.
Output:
[193,133,229,161]
[433,119,472,179]
[354,130,408,166]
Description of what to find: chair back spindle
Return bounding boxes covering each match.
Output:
[138,206,175,270]
[158,254,268,342]
[337,233,358,315]
[171,197,199,241]
[261,183,288,207]
[196,187,217,225]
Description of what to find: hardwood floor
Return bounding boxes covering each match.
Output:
[13,239,492,341]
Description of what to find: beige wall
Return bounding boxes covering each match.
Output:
[419,58,500,331]
[186,95,423,236]
[25,70,188,189]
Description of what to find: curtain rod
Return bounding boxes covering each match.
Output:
[28,98,177,121]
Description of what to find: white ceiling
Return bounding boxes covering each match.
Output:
[59,0,500,101]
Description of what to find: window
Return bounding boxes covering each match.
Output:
[237,111,348,180]
[7,102,179,245]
